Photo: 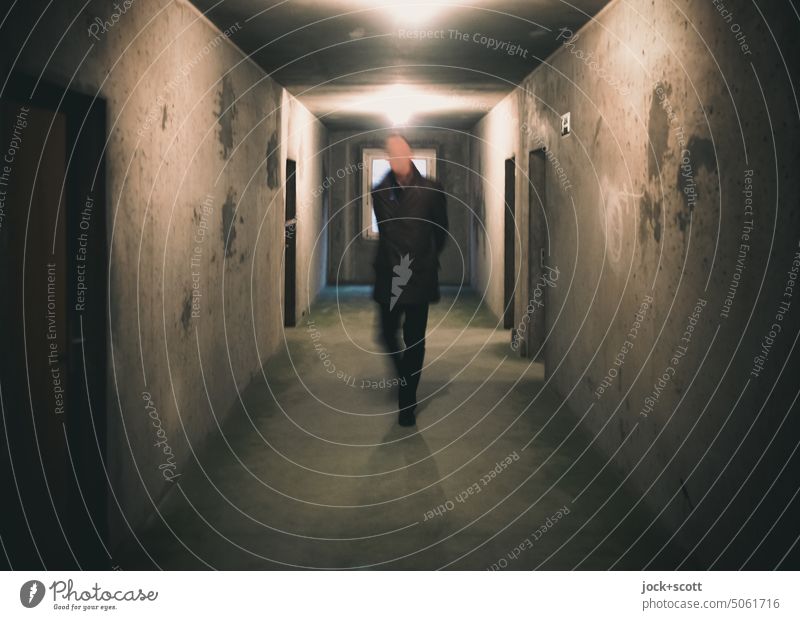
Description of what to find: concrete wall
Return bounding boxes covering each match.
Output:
[327,127,471,288]
[471,0,800,566]
[2,0,326,550]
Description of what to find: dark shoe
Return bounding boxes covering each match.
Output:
[398,408,416,427]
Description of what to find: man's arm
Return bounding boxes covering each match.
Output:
[432,186,448,254]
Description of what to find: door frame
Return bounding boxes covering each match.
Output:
[284,158,297,327]
[524,148,548,361]
[503,157,516,329]
[0,71,108,568]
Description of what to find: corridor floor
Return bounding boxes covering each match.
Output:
[118,286,692,570]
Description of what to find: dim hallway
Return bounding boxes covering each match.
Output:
[116,287,688,570]
[1,0,799,575]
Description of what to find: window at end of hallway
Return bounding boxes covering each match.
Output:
[361,147,437,240]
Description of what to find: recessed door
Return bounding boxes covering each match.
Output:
[527,148,547,360]
[503,157,516,329]
[284,159,297,327]
[0,76,108,568]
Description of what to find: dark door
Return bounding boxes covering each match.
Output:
[321,163,330,281]
[0,74,108,569]
[526,149,547,360]
[284,159,297,327]
[503,157,516,329]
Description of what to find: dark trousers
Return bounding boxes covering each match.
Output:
[378,302,430,413]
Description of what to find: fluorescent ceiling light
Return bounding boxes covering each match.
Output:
[341,84,478,126]
[354,0,459,25]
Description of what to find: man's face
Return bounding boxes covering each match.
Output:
[386,136,412,179]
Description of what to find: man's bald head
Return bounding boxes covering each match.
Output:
[385,133,413,181]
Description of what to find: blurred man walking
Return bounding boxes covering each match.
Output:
[371,134,448,426]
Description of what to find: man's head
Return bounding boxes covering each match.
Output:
[385,133,413,180]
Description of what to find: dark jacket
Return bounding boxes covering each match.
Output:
[371,162,448,306]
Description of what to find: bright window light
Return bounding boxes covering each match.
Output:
[362,148,436,239]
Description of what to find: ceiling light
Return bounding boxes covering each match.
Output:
[356,0,456,25]
[341,84,479,126]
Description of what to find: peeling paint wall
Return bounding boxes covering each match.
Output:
[471,0,800,565]
[327,128,471,288]
[4,0,326,551]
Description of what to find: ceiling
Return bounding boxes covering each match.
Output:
[192,0,610,129]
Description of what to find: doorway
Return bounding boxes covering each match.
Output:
[525,148,547,360]
[0,73,108,568]
[321,162,330,279]
[284,159,297,327]
[503,157,516,329]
